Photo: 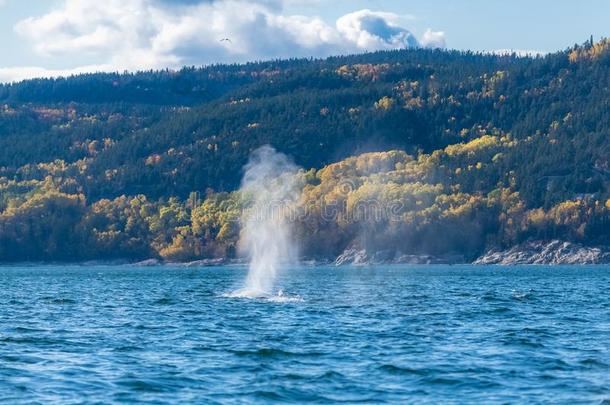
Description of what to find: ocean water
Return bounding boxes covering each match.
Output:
[0,265,609,404]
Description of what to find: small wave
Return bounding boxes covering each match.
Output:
[230,347,324,359]
[314,370,346,380]
[113,345,142,353]
[511,289,534,301]
[267,292,304,303]
[580,358,608,368]
[540,357,570,371]
[421,376,462,386]
[490,306,512,314]
[42,297,77,305]
[153,297,176,305]
[232,348,296,358]
[223,288,266,299]
[0,336,65,345]
[480,292,504,302]
[116,378,171,393]
[501,335,545,349]
[222,289,303,303]
[1,354,43,364]
[379,364,427,376]
[12,326,47,333]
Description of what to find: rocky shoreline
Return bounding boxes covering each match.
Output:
[132,258,246,267]
[333,240,610,266]
[333,248,466,266]
[473,240,610,265]
[81,240,610,267]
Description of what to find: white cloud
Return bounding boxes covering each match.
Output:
[421,29,446,49]
[336,9,419,51]
[0,65,112,83]
[14,0,176,69]
[4,0,447,82]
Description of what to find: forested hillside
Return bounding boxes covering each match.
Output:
[1,39,609,262]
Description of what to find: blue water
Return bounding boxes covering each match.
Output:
[0,265,609,403]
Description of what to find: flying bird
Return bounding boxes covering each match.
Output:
[220,38,232,43]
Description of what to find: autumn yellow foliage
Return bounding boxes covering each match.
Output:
[569,38,610,62]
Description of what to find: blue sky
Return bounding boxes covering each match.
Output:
[301,0,610,51]
[1,0,609,82]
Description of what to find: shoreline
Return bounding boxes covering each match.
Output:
[1,239,609,267]
[144,261,610,267]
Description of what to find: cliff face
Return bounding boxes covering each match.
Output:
[474,240,610,265]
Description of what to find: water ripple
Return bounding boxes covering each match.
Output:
[0,264,609,403]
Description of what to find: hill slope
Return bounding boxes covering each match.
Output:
[1,40,610,262]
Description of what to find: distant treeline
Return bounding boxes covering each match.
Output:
[1,39,610,262]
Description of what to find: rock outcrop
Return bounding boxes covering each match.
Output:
[334,249,370,266]
[474,240,610,265]
[180,258,227,267]
[132,258,162,267]
[334,248,465,266]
